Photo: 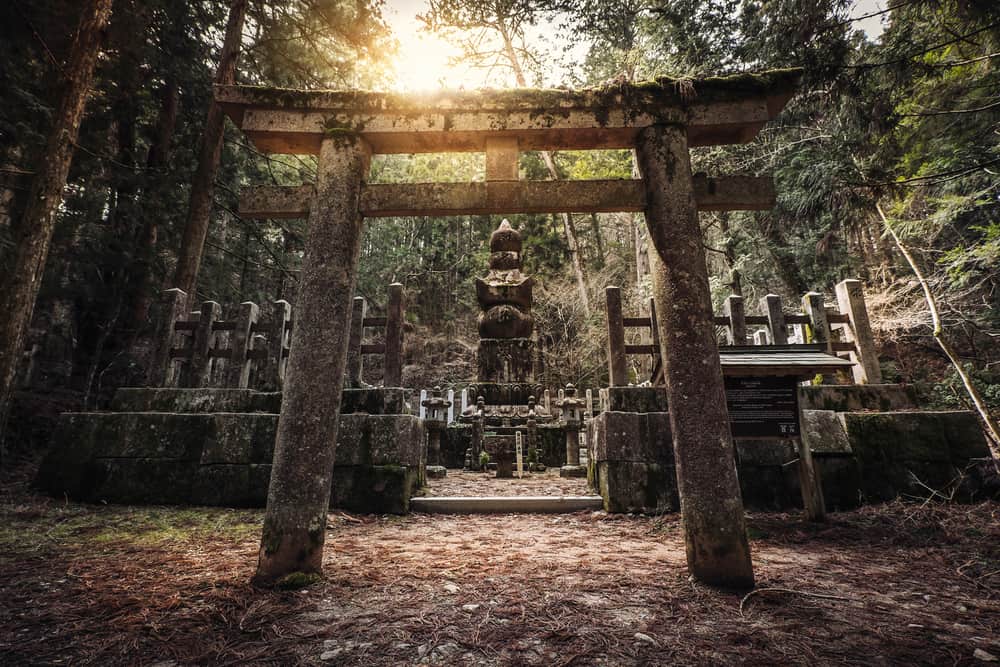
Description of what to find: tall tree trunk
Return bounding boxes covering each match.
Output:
[589,212,605,268]
[717,212,742,295]
[128,78,180,329]
[500,28,590,315]
[0,0,113,455]
[172,0,247,297]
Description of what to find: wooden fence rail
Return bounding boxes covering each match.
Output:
[605,278,881,386]
[151,283,405,391]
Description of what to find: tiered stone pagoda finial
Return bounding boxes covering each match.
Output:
[474,220,536,383]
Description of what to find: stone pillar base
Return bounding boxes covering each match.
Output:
[560,465,587,478]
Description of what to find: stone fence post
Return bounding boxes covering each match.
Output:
[223,301,260,388]
[150,288,188,387]
[185,301,220,388]
[256,300,292,391]
[835,279,882,384]
[760,293,787,345]
[347,296,366,387]
[723,294,747,345]
[802,292,831,353]
[606,286,628,386]
[384,282,404,387]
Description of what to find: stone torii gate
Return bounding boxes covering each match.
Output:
[219,69,801,587]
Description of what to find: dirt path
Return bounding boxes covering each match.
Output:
[1,484,998,666]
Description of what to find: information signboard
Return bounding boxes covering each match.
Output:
[724,375,800,439]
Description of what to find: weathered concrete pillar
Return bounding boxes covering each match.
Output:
[606,286,628,386]
[723,294,747,345]
[635,124,754,588]
[189,301,220,388]
[760,294,787,345]
[224,301,259,388]
[254,134,370,585]
[150,288,188,387]
[259,300,291,392]
[835,279,882,384]
[346,296,366,387]
[802,291,831,353]
[384,282,404,386]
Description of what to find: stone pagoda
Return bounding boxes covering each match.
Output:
[460,220,554,475]
[475,219,538,387]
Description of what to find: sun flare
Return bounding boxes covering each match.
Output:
[384,2,488,92]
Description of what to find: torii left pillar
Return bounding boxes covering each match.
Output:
[254,134,370,585]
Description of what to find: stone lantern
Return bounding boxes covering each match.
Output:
[421,386,451,478]
[556,383,587,478]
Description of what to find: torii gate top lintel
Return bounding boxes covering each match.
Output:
[216,68,801,156]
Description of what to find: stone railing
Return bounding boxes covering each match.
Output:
[605,278,882,385]
[347,283,404,388]
[150,283,405,391]
[149,289,292,391]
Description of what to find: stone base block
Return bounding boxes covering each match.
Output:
[426,465,447,479]
[330,465,421,514]
[603,387,668,414]
[841,410,989,464]
[597,461,678,514]
[111,388,282,414]
[335,414,425,466]
[560,465,587,478]
[80,458,199,505]
[738,464,795,510]
[37,408,425,513]
[800,410,852,455]
[590,411,673,463]
[340,387,410,415]
[799,384,919,412]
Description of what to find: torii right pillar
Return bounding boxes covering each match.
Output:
[636,124,755,588]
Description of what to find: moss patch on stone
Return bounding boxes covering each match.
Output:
[276,572,323,590]
[221,68,803,115]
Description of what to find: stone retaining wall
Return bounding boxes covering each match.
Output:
[590,385,994,514]
[36,388,424,513]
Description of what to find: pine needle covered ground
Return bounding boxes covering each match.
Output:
[1,464,998,665]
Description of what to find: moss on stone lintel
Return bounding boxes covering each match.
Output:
[217,68,803,114]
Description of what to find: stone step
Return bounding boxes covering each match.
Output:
[411,495,604,514]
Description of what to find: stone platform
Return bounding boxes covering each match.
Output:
[35,387,424,513]
[589,385,994,514]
